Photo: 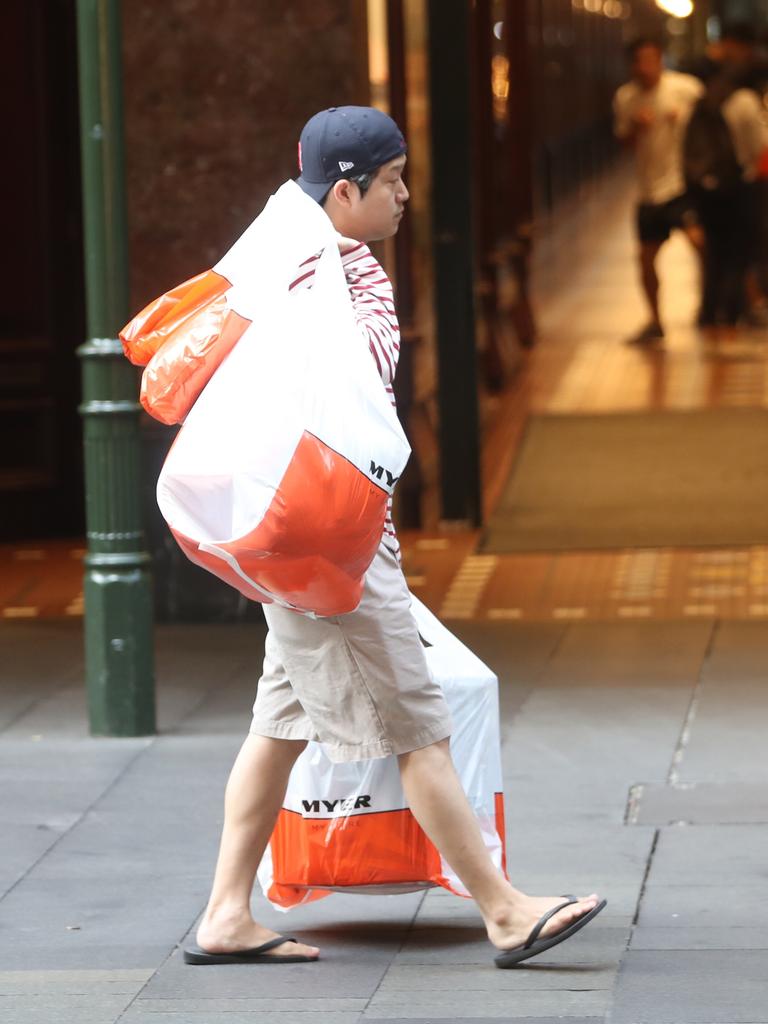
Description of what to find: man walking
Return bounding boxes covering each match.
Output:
[184,106,605,969]
[614,38,704,342]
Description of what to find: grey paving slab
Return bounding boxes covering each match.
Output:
[178,686,262,735]
[0,968,152,1024]
[3,680,216,740]
[122,1013,361,1024]
[538,621,712,689]
[502,775,636,827]
[0,1010,128,1024]
[447,622,564,726]
[645,825,768,885]
[629,782,768,825]
[0,824,69,898]
[611,949,768,1023]
[677,685,768,784]
[636,883,765,930]
[364,1019,603,1024]
[365,1020,603,1024]
[502,687,691,786]
[0,623,83,694]
[699,621,768,683]
[1,685,91,739]
[0,739,150,834]
[363,988,610,1019]
[27,804,222,880]
[0,874,211,951]
[0,681,64,734]
[152,639,262,734]
[375,962,615,991]
[676,622,768,783]
[113,732,242,775]
[135,997,367,1012]
[0,622,263,742]
[0,968,153,994]
[146,956,387,1000]
[631,925,768,950]
[393,924,495,965]
[0,945,171,971]
[502,825,656,888]
[154,621,262,661]
[0,995,133,1013]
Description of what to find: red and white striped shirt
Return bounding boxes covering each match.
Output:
[289,242,401,556]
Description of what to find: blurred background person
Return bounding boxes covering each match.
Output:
[684,62,768,336]
[614,37,704,345]
[685,20,761,83]
[685,22,768,327]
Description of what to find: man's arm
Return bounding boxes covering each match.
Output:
[339,241,400,387]
[613,86,654,147]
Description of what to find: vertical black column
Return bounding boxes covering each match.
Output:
[427,0,481,526]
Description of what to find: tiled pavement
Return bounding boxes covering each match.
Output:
[2,615,767,1023]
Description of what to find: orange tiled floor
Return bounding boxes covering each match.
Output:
[0,540,85,619]
[6,170,768,622]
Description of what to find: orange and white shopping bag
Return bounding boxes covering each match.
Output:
[121,269,245,425]
[257,595,507,909]
[145,182,410,617]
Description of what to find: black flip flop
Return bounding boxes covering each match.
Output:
[183,935,318,965]
[494,895,607,969]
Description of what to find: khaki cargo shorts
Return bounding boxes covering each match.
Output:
[250,541,453,763]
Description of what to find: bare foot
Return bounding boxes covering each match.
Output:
[485,893,601,952]
[197,909,319,961]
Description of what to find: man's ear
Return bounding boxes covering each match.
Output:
[330,179,356,208]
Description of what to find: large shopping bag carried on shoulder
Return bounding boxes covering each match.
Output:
[257,596,507,910]
[146,182,411,617]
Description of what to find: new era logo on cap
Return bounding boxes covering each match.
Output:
[296,105,407,204]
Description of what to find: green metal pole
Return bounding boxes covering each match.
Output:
[76,0,155,736]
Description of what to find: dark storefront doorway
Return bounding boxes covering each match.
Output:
[1,1,84,541]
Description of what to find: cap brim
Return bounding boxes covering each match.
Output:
[295,175,333,203]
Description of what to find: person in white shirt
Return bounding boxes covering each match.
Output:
[614,38,704,343]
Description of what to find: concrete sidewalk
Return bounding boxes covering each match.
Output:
[1,616,767,1023]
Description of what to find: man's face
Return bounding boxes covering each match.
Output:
[347,156,409,242]
[631,45,663,89]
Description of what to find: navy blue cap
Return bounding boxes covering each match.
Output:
[296,106,407,203]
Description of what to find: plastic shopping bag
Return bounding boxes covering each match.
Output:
[257,595,507,910]
[150,181,411,617]
[121,270,244,425]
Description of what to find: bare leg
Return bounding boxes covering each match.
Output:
[399,739,600,951]
[639,241,663,329]
[196,734,319,959]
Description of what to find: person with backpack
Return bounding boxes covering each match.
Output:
[614,37,704,344]
[684,64,768,333]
